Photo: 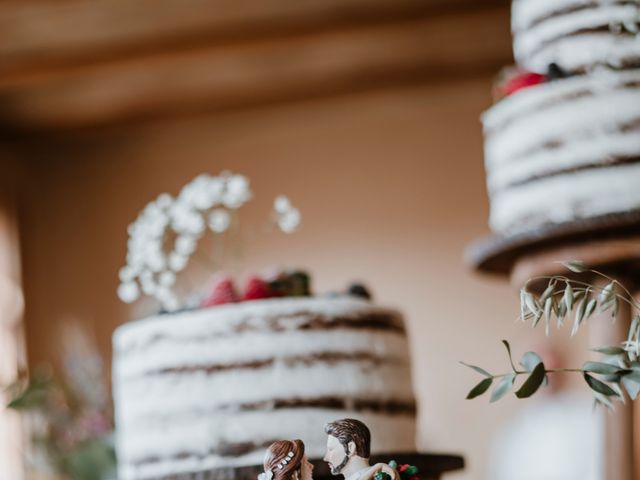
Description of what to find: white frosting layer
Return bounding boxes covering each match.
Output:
[490,163,640,232]
[113,297,416,480]
[512,0,640,72]
[118,410,416,480]
[482,70,640,234]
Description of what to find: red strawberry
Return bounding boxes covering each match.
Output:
[499,71,546,97]
[243,275,273,301]
[493,67,547,101]
[399,465,409,473]
[201,276,239,307]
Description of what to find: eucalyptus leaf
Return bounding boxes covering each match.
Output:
[609,382,626,404]
[621,370,640,400]
[466,378,493,399]
[502,340,517,372]
[582,361,628,376]
[602,373,622,383]
[460,362,492,378]
[583,373,619,397]
[593,392,615,410]
[592,346,626,356]
[515,362,546,398]
[490,373,516,403]
[563,260,587,273]
[520,351,543,372]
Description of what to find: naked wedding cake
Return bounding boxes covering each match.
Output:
[113,296,415,480]
[112,173,416,480]
[482,0,640,236]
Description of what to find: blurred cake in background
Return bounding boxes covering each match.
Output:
[482,0,640,237]
[111,172,416,480]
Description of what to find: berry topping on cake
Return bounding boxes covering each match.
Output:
[268,270,312,297]
[494,67,547,100]
[242,275,273,301]
[201,275,239,307]
[348,283,372,300]
[547,62,566,81]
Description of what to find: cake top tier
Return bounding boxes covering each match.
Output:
[512,0,640,74]
[113,296,404,351]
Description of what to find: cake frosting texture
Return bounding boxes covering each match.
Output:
[483,69,640,235]
[482,0,640,237]
[113,297,416,480]
[512,0,640,74]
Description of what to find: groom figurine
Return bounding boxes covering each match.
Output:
[323,418,399,480]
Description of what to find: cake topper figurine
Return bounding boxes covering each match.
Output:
[260,439,314,480]
[324,419,399,480]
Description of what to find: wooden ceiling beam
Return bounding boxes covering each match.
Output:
[0,1,511,132]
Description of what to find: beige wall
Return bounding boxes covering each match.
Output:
[17,78,589,479]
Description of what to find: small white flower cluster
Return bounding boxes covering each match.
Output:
[117,172,300,311]
[274,195,301,234]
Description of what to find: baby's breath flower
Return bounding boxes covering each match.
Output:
[208,209,231,233]
[273,195,301,233]
[117,171,299,311]
[117,282,140,303]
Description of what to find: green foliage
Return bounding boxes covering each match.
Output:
[64,439,117,480]
[466,378,493,399]
[6,370,51,410]
[463,262,640,408]
[5,325,116,480]
[515,363,546,398]
[460,362,491,378]
[490,373,516,403]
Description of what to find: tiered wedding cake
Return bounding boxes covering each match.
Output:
[482,0,640,236]
[111,173,416,480]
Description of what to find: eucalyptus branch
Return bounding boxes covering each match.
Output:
[463,261,640,408]
[463,340,640,407]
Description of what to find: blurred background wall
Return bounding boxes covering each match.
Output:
[1,1,595,479]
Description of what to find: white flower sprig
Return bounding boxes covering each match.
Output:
[274,195,301,234]
[117,172,300,311]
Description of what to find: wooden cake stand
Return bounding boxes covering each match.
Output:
[468,215,640,480]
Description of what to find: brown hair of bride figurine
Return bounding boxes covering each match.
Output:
[260,439,314,480]
[324,419,399,480]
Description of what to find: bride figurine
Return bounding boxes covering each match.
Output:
[259,440,315,480]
